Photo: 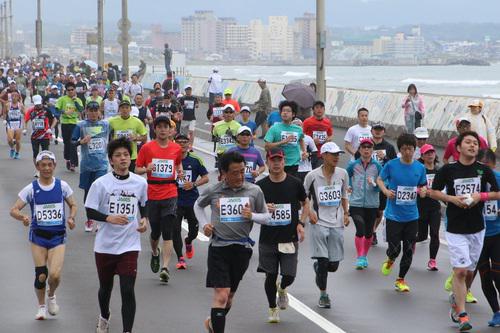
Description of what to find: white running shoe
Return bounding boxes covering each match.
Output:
[268,307,280,323]
[276,285,289,310]
[96,314,110,333]
[84,220,94,232]
[47,295,59,316]
[35,305,47,320]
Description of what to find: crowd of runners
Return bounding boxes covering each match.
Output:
[1,56,499,333]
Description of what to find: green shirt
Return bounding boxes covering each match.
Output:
[56,95,84,125]
[264,122,304,166]
[86,95,103,105]
[108,115,147,160]
[212,120,241,154]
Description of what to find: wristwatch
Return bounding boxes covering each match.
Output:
[298,221,305,227]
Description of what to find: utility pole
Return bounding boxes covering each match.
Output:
[3,1,7,58]
[316,0,326,102]
[8,0,12,57]
[97,0,104,70]
[118,0,130,75]
[0,2,4,58]
[36,0,42,56]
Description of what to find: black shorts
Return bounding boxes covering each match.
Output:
[257,242,298,277]
[378,191,387,211]
[206,244,252,292]
[148,198,177,241]
[31,139,50,159]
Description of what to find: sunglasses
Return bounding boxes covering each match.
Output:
[238,132,251,136]
[360,145,373,149]
[224,110,234,114]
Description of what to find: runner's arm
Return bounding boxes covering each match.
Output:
[194,174,209,187]
[10,199,29,223]
[344,141,356,156]
[300,199,310,224]
[194,200,209,228]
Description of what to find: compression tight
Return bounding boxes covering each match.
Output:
[315,258,339,291]
[477,234,500,313]
[264,273,295,308]
[98,275,136,332]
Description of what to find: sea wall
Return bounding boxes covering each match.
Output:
[143,74,500,148]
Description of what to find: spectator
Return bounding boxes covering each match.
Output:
[467,100,497,152]
[207,67,222,106]
[402,83,425,134]
[254,78,272,139]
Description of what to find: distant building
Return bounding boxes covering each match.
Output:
[295,12,316,59]
[181,10,217,55]
[151,25,181,50]
[70,27,97,46]
[225,24,250,59]
[268,16,294,61]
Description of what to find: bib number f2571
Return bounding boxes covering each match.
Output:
[318,185,342,207]
[454,177,480,196]
[108,196,138,221]
[269,204,292,226]
[35,203,64,226]
[396,186,417,205]
[484,200,498,221]
[151,159,174,178]
[219,197,249,223]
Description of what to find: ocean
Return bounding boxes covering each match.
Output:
[182,64,500,99]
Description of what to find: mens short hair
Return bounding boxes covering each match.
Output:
[219,151,245,173]
[107,137,132,160]
[397,133,417,150]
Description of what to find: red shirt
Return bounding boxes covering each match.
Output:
[25,106,53,140]
[136,140,182,200]
[303,116,333,154]
[223,98,240,113]
[443,136,489,162]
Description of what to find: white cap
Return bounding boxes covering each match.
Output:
[291,118,303,126]
[34,72,40,77]
[33,95,43,105]
[184,85,192,90]
[320,142,345,155]
[223,104,235,112]
[50,84,58,90]
[237,126,252,135]
[455,117,471,126]
[36,150,56,164]
[176,93,183,98]
[240,106,251,113]
[8,79,15,84]
[112,81,119,86]
[414,127,429,139]
[76,73,81,77]
[213,67,219,72]
[13,68,18,73]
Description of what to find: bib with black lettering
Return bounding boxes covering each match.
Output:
[219,197,250,223]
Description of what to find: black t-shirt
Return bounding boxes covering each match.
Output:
[75,81,87,100]
[256,175,307,244]
[179,95,198,121]
[432,161,498,234]
[417,165,441,211]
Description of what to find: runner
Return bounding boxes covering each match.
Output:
[222,88,240,113]
[376,133,427,292]
[109,100,148,171]
[304,142,350,308]
[413,127,429,159]
[238,106,257,145]
[207,94,225,153]
[292,118,318,183]
[135,116,183,283]
[9,150,77,320]
[71,101,110,232]
[55,82,84,171]
[416,144,442,271]
[4,91,24,159]
[475,149,500,327]
[227,126,266,184]
[264,101,308,179]
[212,104,241,169]
[194,151,270,333]
[430,131,498,331]
[344,107,372,160]
[172,133,209,269]
[127,74,143,100]
[178,85,199,145]
[100,87,120,120]
[303,100,333,167]
[256,148,309,323]
[84,138,148,333]
[346,138,382,269]
[44,85,61,145]
[24,95,57,177]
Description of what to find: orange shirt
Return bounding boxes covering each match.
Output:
[136,140,182,200]
[223,98,240,113]
[303,116,333,153]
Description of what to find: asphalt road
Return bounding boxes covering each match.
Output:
[0,107,496,333]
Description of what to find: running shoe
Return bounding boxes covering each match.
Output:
[488,312,500,327]
[458,313,472,332]
[318,294,331,308]
[427,259,438,271]
[159,267,170,283]
[35,305,47,320]
[372,233,378,246]
[150,248,160,273]
[70,164,76,172]
[47,295,59,316]
[96,314,110,333]
[362,256,369,268]
[449,293,459,323]
[204,317,214,333]
[466,290,478,303]
[84,220,94,232]
[355,257,365,270]
[268,307,280,323]
[9,149,15,158]
[185,238,194,259]
[381,258,394,276]
[65,160,71,171]
[444,272,453,292]
[394,279,410,292]
[14,151,20,159]
[277,284,289,310]
[54,139,58,145]
[176,257,187,270]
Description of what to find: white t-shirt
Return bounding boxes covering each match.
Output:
[18,178,73,204]
[344,124,372,158]
[85,172,148,255]
[208,73,223,94]
[298,135,318,173]
[128,83,143,98]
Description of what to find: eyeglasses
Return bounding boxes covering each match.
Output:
[176,140,189,144]
[360,145,373,149]
[67,88,75,91]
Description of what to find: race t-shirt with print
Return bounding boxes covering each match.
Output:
[177,152,208,207]
[55,95,83,125]
[344,124,372,157]
[227,145,265,183]
[264,122,304,167]
[25,106,54,140]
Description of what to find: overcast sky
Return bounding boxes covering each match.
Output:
[12,0,500,28]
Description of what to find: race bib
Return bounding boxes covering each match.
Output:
[33,118,45,130]
[219,134,235,147]
[484,200,498,221]
[35,203,64,226]
[88,138,105,153]
[219,197,250,223]
[8,109,21,120]
[8,120,21,130]
[75,86,84,93]
[244,161,255,178]
[184,100,195,109]
[177,170,192,187]
[151,159,174,178]
[372,149,386,162]
[269,204,292,226]
[396,186,417,206]
[213,107,224,118]
[454,177,480,196]
[318,184,342,207]
[48,98,58,105]
[108,195,138,221]
[426,174,435,188]
[312,131,327,143]
[115,129,132,139]
[280,131,299,145]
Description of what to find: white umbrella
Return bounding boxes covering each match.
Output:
[84,60,98,70]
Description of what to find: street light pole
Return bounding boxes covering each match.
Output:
[36,0,42,56]
[120,0,129,75]
[3,2,7,57]
[8,0,11,56]
[97,0,104,69]
[0,2,4,58]
[316,0,326,102]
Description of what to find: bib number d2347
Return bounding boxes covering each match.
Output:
[108,196,138,221]
[152,159,174,178]
[35,203,64,226]
[454,177,480,196]
[318,185,342,207]
[219,197,250,223]
[396,186,417,206]
[269,203,292,226]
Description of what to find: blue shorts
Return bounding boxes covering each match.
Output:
[79,169,107,190]
[29,229,66,249]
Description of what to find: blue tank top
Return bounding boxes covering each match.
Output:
[30,179,66,232]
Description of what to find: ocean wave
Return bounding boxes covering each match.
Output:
[482,94,500,98]
[402,78,500,86]
[283,71,311,77]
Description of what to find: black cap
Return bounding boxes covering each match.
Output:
[372,121,385,129]
[86,101,100,109]
[154,116,172,127]
[175,133,189,141]
[119,100,131,107]
[266,148,285,159]
[313,100,325,108]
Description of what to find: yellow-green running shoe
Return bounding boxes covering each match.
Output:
[394,278,410,292]
[381,258,394,276]
[466,290,478,303]
[444,272,453,292]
